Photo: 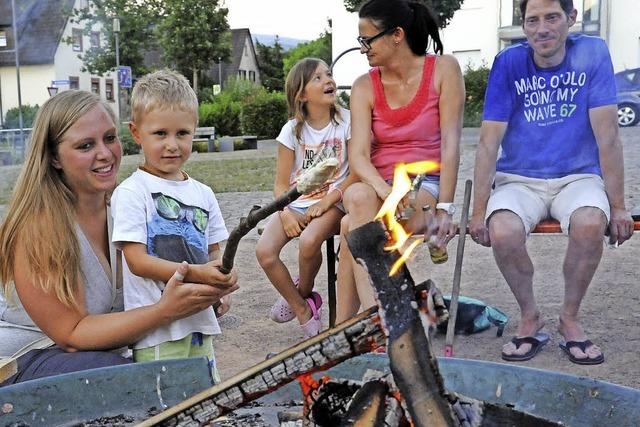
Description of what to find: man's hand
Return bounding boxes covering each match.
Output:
[608,207,634,245]
[469,213,491,247]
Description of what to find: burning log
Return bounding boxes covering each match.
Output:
[346,220,561,427]
[219,158,339,274]
[346,220,459,426]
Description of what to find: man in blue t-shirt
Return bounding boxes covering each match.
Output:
[469,0,634,365]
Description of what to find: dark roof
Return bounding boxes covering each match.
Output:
[0,0,75,66]
[206,28,256,84]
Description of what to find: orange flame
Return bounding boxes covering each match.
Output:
[375,161,439,276]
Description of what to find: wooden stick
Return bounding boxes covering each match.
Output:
[138,307,385,426]
[220,158,339,274]
[444,179,472,357]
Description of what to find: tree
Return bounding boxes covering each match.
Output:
[343,0,464,28]
[65,0,163,76]
[283,31,332,78]
[156,0,231,93]
[256,38,285,92]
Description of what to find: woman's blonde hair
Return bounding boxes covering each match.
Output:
[284,57,341,141]
[0,90,116,308]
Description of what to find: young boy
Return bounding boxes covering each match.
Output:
[111,69,231,381]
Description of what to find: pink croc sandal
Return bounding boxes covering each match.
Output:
[270,277,300,323]
[300,294,323,339]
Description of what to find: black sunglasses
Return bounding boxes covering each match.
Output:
[357,27,395,50]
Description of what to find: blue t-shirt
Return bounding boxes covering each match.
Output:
[483,34,617,179]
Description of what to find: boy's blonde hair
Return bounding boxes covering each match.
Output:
[131,69,199,124]
[0,90,116,308]
[285,57,341,141]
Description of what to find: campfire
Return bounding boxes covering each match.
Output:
[140,163,561,427]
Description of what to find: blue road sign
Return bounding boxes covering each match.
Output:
[51,80,70,85]
[118,66,132,88]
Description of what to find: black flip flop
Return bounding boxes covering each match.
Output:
[559,340,604,365]
[501,332,550,362]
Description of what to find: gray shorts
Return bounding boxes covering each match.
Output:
[486,172,610,235]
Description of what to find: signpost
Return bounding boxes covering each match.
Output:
[117,66,132,89]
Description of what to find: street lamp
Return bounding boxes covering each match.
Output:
[113,17,121,123]
[47,86,58,97]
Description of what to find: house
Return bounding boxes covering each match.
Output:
[0,0,118,127]
[331,0,640,89]
[205,28,261,89]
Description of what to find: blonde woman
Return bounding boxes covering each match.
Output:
[0,90,237,386]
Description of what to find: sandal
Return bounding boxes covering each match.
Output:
[300,294,323,338]
[270,278,323,323]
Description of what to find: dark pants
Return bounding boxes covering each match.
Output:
[0,347,132,387]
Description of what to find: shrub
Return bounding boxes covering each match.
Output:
[199,101,242,136]
[4,104,39,128]
[463,63,490,127]
[241,92,288,139]
[119,124,140,155]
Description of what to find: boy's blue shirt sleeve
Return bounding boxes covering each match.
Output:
[483,52,512,122]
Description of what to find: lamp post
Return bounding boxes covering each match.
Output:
[47,86,59,97]
[218,56,222,89]
[113,17,121,123]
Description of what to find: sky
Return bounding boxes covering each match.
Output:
[223,0,337,41]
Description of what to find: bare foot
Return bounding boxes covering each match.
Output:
[501,311,545,357]
[558,315,603,362]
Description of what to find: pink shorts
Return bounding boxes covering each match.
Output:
[486,172,610,235]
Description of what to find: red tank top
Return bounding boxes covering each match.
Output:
[369,55,441,181]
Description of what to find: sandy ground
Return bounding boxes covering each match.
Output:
[211,127,640,391]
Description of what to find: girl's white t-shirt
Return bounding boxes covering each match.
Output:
[276,107,351,208]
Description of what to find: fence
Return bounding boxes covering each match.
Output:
[0,128,32,166]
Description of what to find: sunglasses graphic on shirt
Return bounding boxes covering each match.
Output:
[151,193,209,233]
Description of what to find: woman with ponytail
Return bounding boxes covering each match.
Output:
[336,0,465,322]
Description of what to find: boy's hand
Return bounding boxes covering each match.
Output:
[280,209,306,238]
[189,260,238,288]
[214,294,232,317]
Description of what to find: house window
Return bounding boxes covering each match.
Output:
[90,31,100,48]
[91,78,100,95]
[105,79,114,101]
[237,70,247,79]
[512,0,523,26]
[249,70,255,82]
[583,0,600,22]
[72,28,83,52]
[0,30,7,48]
[69,76,80,90]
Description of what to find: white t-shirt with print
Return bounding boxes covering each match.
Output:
[111,168,229,350]
[276,107,351,208]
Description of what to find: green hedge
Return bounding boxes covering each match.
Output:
[240,92,288,139]
[463,63,490,128]
[4,104,39,128]
[119,124,140,155]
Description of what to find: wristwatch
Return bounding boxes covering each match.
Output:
[436,202,456,215]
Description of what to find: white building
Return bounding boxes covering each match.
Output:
[0,0,119,127]
[332,0,640,89]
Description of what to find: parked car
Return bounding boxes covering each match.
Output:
[615,68,640,127]
[615,67,640,95]
[617,91,640,127]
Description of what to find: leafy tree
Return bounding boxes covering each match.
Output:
[256,38,285,92]
[65,0,163,76]
[283,31,332,78]
[343,0,464,28]
[156,0,231,93]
